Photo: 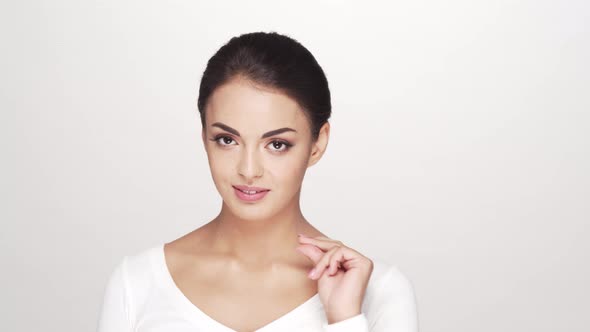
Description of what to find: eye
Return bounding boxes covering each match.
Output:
[211,135,237,147]
[267,140,293,153]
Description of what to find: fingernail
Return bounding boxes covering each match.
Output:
[298,233,306,237]
[308,268,316,278]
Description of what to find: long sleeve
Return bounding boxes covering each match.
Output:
[321,265,418,332]
[96,256,134,332]
[322,313,369,331]
[370,265,418,332]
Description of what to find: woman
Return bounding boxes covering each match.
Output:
[97,31,418,332]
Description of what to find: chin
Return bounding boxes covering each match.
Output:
[227,203,274,221]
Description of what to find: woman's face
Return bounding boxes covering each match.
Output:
[202,77,328,221]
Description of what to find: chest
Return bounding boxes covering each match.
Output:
[170,267,318,331]
[177,280,319,331]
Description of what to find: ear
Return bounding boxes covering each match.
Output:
[201,128,207,150]
[307,121,330,168]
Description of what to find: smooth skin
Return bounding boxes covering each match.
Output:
[164,75,373,331]
[296,235,374,323]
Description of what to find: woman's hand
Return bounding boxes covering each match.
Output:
[295,234,374,324]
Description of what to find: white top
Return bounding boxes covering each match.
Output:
[96,243,418,332]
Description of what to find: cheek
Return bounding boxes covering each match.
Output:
[268,153,308,185]
[207,150,234,179]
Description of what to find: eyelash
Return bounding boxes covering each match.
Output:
[209,135,293,153]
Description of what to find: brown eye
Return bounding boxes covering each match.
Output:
[212,135,237,146]
[267,140,292,152]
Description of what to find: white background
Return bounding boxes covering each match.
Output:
[1,1,589,331]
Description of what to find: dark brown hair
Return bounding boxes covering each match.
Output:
[197,31,331,141]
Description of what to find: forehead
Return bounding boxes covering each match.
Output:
[206,78,308,135]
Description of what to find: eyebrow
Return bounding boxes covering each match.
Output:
[211,122,297,138]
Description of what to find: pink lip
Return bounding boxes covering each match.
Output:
[233,185,270,191]
[232,185,270,202]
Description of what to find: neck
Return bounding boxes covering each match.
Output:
[209,193,310,267]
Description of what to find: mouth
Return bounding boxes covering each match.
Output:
[232,185,270,202]
[232,185,270,194]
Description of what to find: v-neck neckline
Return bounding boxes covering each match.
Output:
[156,243,322,331]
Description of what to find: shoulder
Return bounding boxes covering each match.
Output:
[123,244,162,276]
[105,244,160,281]
[363,258,415,309]
[105,244,164,305]
[119,244,164,290]
[372,258,415,296]
[98,244,164,330]
[362,258,418,331]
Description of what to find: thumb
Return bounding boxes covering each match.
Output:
[295,243,324,264]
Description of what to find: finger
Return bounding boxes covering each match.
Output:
[322,246,365,277]
[299,235,341,244]
[328,252,344,276]
[310,246,340,280]
[295,243,324,264]
[298,236,345,252]
[313,236,336,241]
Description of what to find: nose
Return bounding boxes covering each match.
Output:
[237,145,263,181]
